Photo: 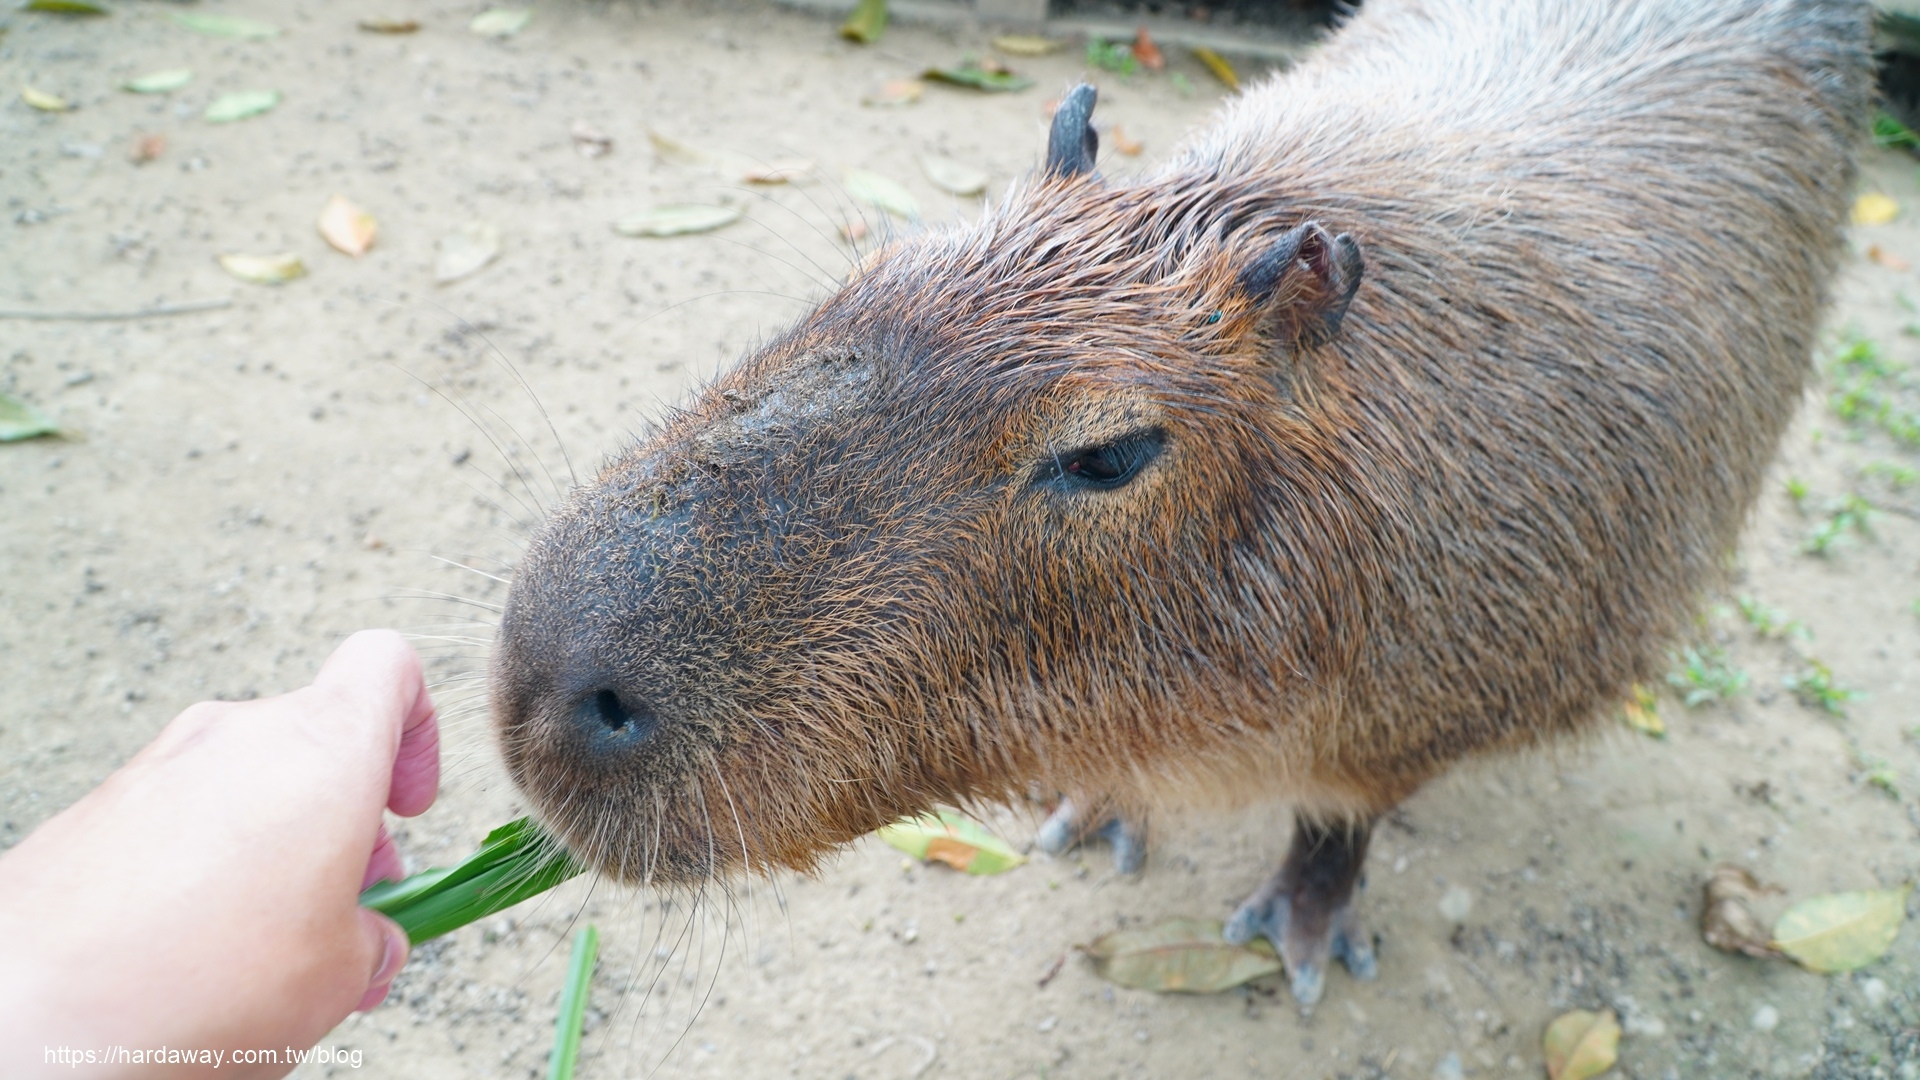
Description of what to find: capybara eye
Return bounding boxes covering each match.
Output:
[1053,428,1165,490]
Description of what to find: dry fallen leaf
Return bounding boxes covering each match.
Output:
[21,86,71,112]
[1192,46,1241,91]
[1111,125,1144,156]
[992,34,1063,57]
[470,8,532,38]
[611,204,742,237]
[919,154,987,197]
[1083,918,1281,993]
[1772,885,1910,973]
[123,68,193,94]
[204,90,279,123]
[218,252,306,285]
[1622,682,1665,738]
[923,59,1032,92]
[170,12,280,39]
[1853,192,1900,226]
[435,222,501,283]
[570,119,613,159]
[1701,864,1782,959]
[358,16,420,33]
[317,195,378,256]
[840,0,887,44]
[844,168,919,220]
[1868,244,1912,271]
[876,811,1025,874]
[129,133,166,164]
[1133,27,1165,72]
[863,78,924,107]
[1543,1009,1621,1080]
[742,158,814,184]
[839,219,869,243]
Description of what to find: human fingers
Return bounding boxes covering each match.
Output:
[354,910,410,1013]
[310,629,440,815]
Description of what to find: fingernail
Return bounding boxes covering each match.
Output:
[355,917,409,1013]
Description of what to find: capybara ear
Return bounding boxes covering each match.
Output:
[1237,221,1364,347]
[1046,84,1100,179]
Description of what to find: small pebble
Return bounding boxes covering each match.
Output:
[1036,1015,1058,1033]
[1861,977,1889,1009]
[1432,1050,1465,1080]
[1438,885,1474,922]
[1751,1004,1780,1032]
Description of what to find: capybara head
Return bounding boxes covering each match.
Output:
[491,88,1374,884]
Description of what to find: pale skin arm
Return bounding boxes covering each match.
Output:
[0,630,441,1080]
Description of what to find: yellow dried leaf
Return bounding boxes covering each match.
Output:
[317,195,377,257]
[22,85,70,112]
[1192,46,1240,91]
[218,252,306,285]
[875,811,1024,875]
[1772,886,1910,973]
[1083,918,1281,993]
[992,35,1063,57]
[1622,683,1664,737]
[1543,1009,1620,1080]
[1853,192,1899,226]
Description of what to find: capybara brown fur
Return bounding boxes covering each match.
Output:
[491,0,1872,1003]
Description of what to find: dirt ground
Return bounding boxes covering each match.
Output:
[4,2,1919,1078]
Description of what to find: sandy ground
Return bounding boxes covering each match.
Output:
[3,2,1919,1078]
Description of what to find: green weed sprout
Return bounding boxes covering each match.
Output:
[1784,659,1861,718]
[1803,494,1872,555]
[1735,595,1809,641]
[1665,646,1748,707]
[360,817,582,945]
[548,925,599,1080]
[1875,110,1920,150]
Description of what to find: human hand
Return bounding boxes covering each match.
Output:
[0,629,440,1078]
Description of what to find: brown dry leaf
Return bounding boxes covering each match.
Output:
[1133,27,1165,72]
[129,134,166,164]
[1868,244,1912,271]
[357,16,420,33]
[1702,864,1782,959]
[863,78,924,107]
[218,252,306,285]
[1543,1009,1620,1080]
[317,195,378,257]
[1084,918,1282,993]
[1111,125,1143,155]
[570,119,613,159]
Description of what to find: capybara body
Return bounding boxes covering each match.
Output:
[492,0,1869,980]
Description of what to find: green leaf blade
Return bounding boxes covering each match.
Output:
[360,816,583,945]
[548,926,599,1080]
[0,392,60,442]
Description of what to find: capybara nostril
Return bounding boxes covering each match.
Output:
[573,688,656,745]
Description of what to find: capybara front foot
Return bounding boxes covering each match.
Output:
[1033,796,1147,875]
[1223,813,1375,1005]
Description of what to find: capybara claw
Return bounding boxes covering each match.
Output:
[1033,797,1147,875]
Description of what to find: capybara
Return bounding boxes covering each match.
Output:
[491,0,1871,1003]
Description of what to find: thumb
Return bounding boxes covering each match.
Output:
[354,911,410,1013]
